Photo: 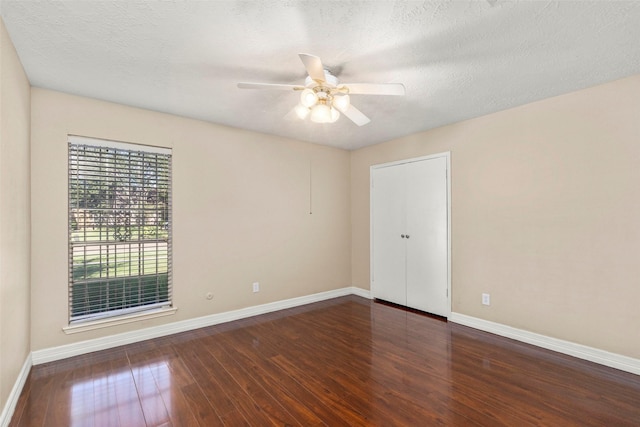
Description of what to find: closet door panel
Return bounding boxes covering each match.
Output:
[405,157,448,316]
[371,165,406,306]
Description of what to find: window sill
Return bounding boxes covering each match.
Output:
[63,306,178,334]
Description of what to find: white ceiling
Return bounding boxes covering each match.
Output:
[2,1,640,150]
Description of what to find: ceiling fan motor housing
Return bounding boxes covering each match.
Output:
[305,70,339,88]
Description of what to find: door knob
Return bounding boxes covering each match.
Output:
[406,234,410,239]
[401,234,405,238]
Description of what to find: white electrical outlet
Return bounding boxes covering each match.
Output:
[253,282,260,293]
[482,293,491,306]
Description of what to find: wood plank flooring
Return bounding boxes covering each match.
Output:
[10,296,640,426]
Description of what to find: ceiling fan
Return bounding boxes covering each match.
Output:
[237,53,405,126]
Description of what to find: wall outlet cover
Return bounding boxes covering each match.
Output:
[482,293,491,306]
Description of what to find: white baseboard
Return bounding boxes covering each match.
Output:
[449,312,640,376]
[0,354,32,427]
[349,286,372,299]
[32,286,369,365]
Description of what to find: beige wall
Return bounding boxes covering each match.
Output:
[352,74,640,359]
[0,19,31,408]
[30,88,351,350]
[30,74,640,359]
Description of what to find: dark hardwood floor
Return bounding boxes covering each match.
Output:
[10,295,640,426]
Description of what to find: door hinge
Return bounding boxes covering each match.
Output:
[446,288,448,297]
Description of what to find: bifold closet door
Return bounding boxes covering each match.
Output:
[372,155,449,317]
[404,157,448,317]
[371,164,406,306]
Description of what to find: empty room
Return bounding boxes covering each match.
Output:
[1,1,640,425]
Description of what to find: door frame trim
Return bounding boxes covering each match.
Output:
[370,151,451,317]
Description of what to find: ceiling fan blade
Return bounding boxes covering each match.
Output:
[336,104,371,126]
[299,53,326,83]
[341,83,406,96]
[237,82,303,91]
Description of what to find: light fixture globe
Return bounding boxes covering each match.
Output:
[310,103,332,123]
[294,103,310,119]
[300,88,318,108]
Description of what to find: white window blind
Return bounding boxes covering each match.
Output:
[68,136,172,323]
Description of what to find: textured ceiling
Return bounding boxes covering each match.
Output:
[2,0,640,150]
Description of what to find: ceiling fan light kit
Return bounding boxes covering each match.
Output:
[297,84,344,123]
[237,53,405,126]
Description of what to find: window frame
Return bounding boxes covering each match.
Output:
[67,135,173,326]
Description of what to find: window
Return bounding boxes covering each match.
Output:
[68,136,172,323]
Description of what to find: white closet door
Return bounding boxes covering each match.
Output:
[405,157,448,316]
[372,165,406,306]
